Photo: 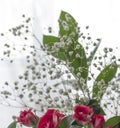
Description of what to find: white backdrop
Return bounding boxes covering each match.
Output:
[0,0,120,127]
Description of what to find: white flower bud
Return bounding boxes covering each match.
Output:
[69,51,73,56]
[75,53,80,58]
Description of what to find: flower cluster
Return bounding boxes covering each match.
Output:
[17,109,64,128]
[17,105,112,128]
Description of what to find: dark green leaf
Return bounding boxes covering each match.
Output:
[92,105,105,115]
[59,115,73,128]
[67,43,88,82]
[59,11,79,41]
[7,121,16,128]
[92,62,118,101]
[70,125,81,128]
[105,116,120,127]
[52,51,66,61]
[87,100,105,115]
[43,35,67,60]
[113,123,120,128]
[87,99,98,106]
[43,12,88,82]
[99,107,106,115]
[43,35,60,51]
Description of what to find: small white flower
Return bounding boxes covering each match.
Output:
[69,67,74,72]
[65,14,71,22]
[62,21,69,31]
[97,79,105,86]
[60,35,67,42]
[66,38,73,46]
[77,72,81,77]
[78,67,83,72]
[75,27,80,33]
[52,46,59,52]
[69,51,73,56]
[76,44,81,49]
[59,42,64,47]
[110,62,116,69]
[54,97,59,101]
[75,53,80,58]
[70,32,75,37]
[80,77,85,84]
[59,89,63,94]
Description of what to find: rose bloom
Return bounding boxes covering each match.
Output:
[73,105,94,125]
[18,109,36,127]
[37,109,65,128]
[91,114,105,128]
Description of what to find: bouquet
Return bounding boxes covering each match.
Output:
[15,105,114,128]
[0,11,120,128]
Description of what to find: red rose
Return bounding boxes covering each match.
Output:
[91,114,105,128]
[18,109,36,127]
[73,105,93,125]
[37,109,65,128]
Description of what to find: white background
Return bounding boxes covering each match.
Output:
[0,0,120,127]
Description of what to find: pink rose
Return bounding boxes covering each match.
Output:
[18,109,36,127]
[37,109,65,128]
[91,114,105,128]
[73,105,93,125]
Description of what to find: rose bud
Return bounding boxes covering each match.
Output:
[18,109,36,127]
[91,114,105,128]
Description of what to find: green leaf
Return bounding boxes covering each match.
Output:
[87,99,98,106]
[92,62,118,101]
[87,99,105,115]
[99,107,106,115]
[52,51,66,61]
[59,115,73,128]
[105,116,120,127]
[87,41,101,66]
[113,123,120,128]
[7,121,17,128]
[59,11,79,41]
[43,35,60,51]
[70,125,81,128]
[67,43,88,82]
[43,35,66,60]
[92,105,106,115]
